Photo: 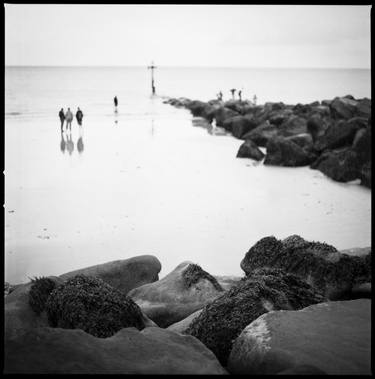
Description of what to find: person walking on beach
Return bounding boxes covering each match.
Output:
[76,107,83,125]
[59,108,65,130]
[65,108,73,130]
[230,88,236,100]
[114,96,118,111]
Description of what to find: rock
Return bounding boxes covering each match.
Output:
[268,109,293,126]
[359,161,371,188]
[293,103,312,115]
[223,115,258,138]
[315,117,367,151]
[356,98,371,119]
[277,365,327,375]
[46,275,149,338]
[59,255,161,294]
[264,136,316,167]
[227,299,371,375]
[352,126,371,164]
[5,276,64,340]
[128,262,224,328]
[167,309,203,334]
[186,268,323,366]
[4,326,227,374]
[321,99,333,107]
[310,148,361,183]
[285,133,313,150]
[306,113,331,142]
[215,275,243,291]
[236,140,265,160]
[330,96,358,119]
[278,115,307,137]
[212,107,240,127]
[240,235,371,300]
[242,122,278,147]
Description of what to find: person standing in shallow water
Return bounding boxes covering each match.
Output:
[65,108,73,130]
[59,108,65,131]
[76,107,83,125]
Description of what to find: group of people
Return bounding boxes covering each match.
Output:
[59,107,84,131]
[216,89,257,105]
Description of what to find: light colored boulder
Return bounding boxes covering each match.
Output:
[227,300,371,375]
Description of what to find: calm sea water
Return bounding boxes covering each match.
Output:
[5,66,372,284]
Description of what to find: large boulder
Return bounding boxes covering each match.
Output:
[236,140,265,160]
[240,235,371,300]
[330,96,359,119]
[268,109,294,126]
[5,276,64,341]
[310,147,361,183]
[356,97,371,119]
[227,299,371,375]
[223,115,258,138]
[128,262,224,328]
[186,268,323,366]
[242,122,278,147]
[306,113,331,142]
[359,161,371,188]
[284,133,314,150]
[352,126,371,164]
[212,106,240,127]
[185,100,216,120]
[264,136,316,167]
[315,117,367,152]
[278,115,307,137]
[167,309,203,334]
[4,326,227,374]
[59,255,161,294]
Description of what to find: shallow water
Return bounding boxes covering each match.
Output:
[5,67,372,283]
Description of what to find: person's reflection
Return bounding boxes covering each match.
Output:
[77,126,84,154]
[60,131,66,153]
[150,118,155,136]
[66,131,74,155]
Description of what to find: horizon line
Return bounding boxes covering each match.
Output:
[5,64,370,70]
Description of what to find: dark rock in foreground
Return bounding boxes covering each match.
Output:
[46,275,147,338]
[59,255,161,294]
[237,140,265,160]
[4,326,227,374]
[240,235,371,300]
[264,136,316,167]
[128,262,224,328]
[242,121,278,147]
[227,299,371,375]
[186,268,323,366]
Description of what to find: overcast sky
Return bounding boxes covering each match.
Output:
[5,4,371,68]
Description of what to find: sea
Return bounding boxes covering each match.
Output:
[4,66,372,284]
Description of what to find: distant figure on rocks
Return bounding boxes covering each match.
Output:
[217,91,223,101]
[76,107,84,125]
[230,88,236,100]
[65,108,73,130]
[238,90,242,102]
[59,108,65,130]
[114,96,118,112]
[253,94,257,105]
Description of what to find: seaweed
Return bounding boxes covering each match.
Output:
[45,274,146,338]
[182,264,223,292]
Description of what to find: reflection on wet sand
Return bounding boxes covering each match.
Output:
[192,117,228,136]
[60,131,66,153]
[77,126,84,154]
[66,132,74,155]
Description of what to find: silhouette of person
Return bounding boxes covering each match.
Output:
[114,96,118,110]
[253,94,257,105]
[60,131,66,153]
[65,108,73,131]
[76,107,83,125]
[66,131,74,155]
[238,90,242,102]
[230,88,236,100]
[217,91,223,101]
[59,108,65,131]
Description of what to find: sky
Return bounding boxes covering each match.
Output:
[5,4,371,68]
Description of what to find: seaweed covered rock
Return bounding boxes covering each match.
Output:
[5,276,64,340]
[167,309,203,334]
[310,147,361,183]
[128,262,224,328]
[59,255,161,294]
[29,277,58,315]
[227,299,371,375]
[264,136,316,167]
[186,268,323,366]
[4,326,227,374]
[236,140,265,160]
[240,235,371,300]
[46,275,146,338]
